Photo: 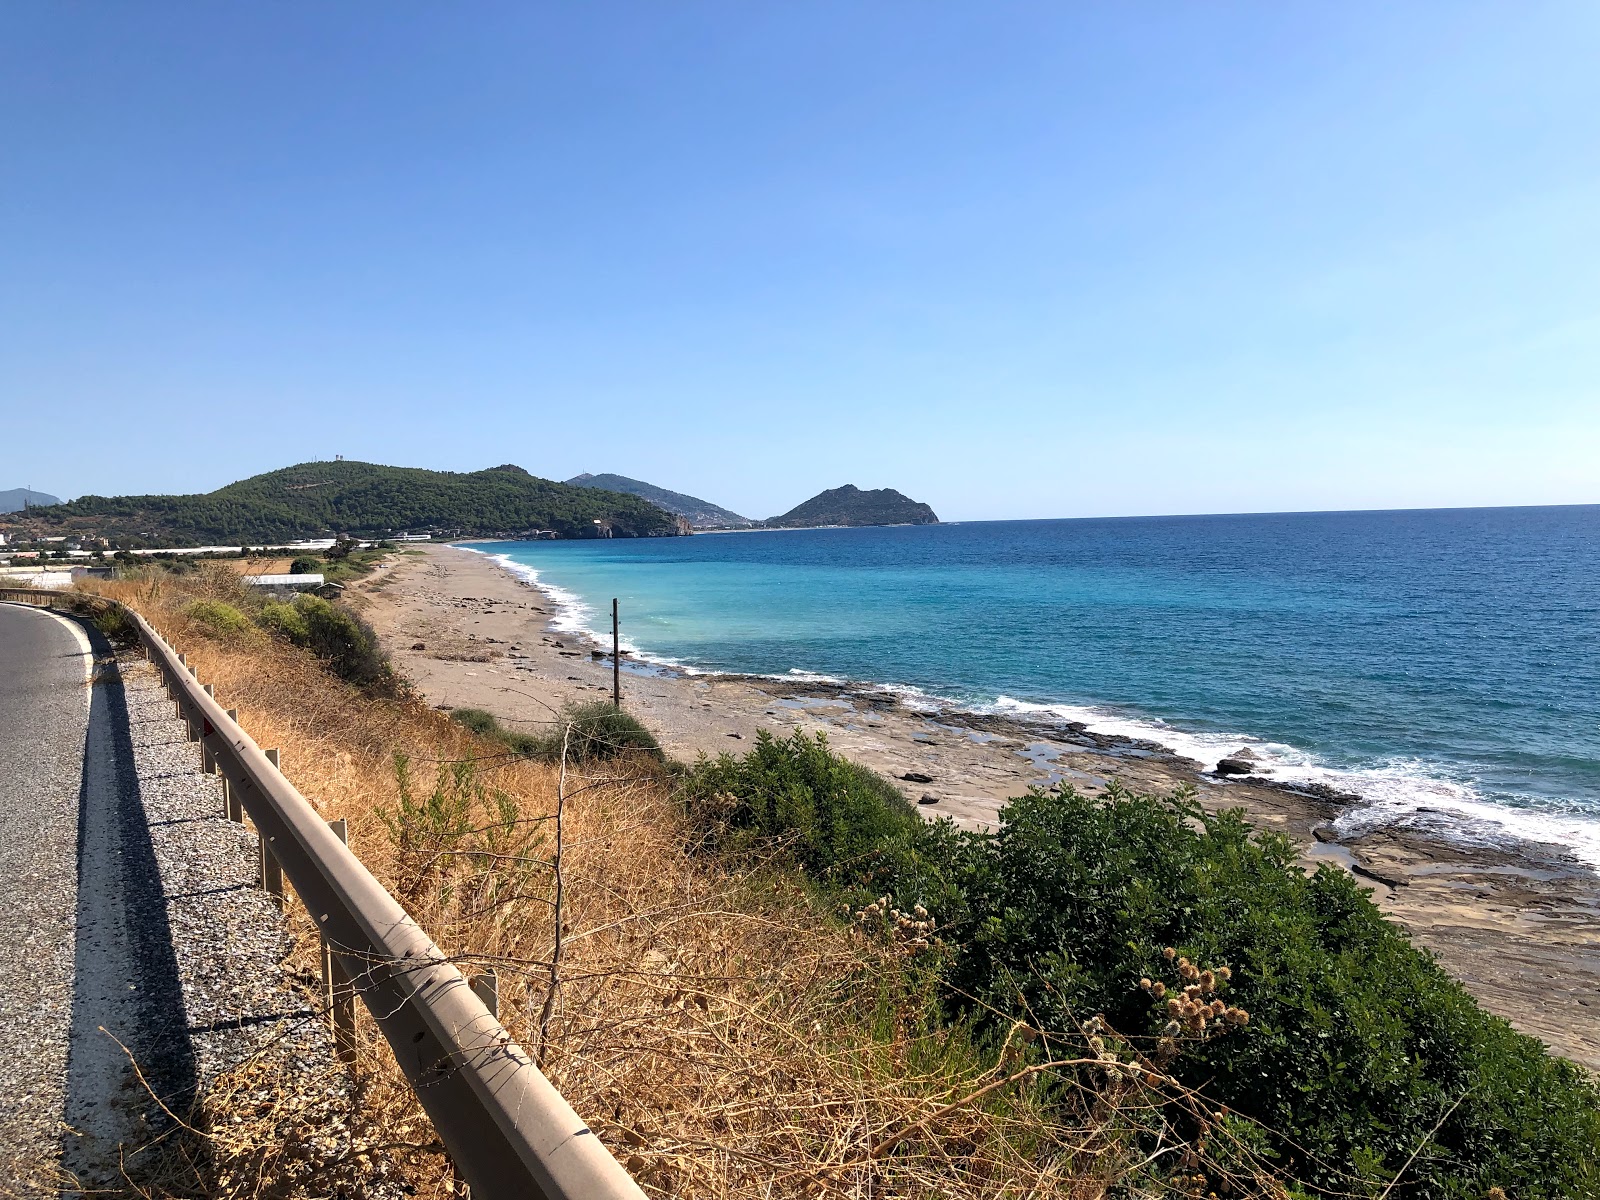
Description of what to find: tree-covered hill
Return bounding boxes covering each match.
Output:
[767,485,938,528]
[8,461,684,546]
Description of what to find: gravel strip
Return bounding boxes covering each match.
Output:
[116,651,335,1093]
[60,647,348,1192]
[3,621,350,1195]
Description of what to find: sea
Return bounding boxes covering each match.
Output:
[460,505,1600,865]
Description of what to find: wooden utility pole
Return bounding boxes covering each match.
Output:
[611,598,621,709]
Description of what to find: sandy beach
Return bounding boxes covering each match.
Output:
[353,543,1600,1070]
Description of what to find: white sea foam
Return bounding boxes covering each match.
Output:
[762,668,849,685]
[469,549,709,672]
[982,695,1600,868]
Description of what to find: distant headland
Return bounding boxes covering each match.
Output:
[764,484,939,528]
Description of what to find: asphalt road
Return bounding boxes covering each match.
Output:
[0,601,94,1177]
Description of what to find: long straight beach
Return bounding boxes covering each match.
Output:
[351,542,1600,1069]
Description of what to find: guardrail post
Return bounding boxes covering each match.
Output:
[471,969,500,1020]
[223,710,243,821]
[259,750,285,903]
[174,656,192,734]
[201,684,216,772]
[322,817,357,1064]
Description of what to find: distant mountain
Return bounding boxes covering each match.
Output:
[6,461,684,546]
[567,472,753,529]
[767,485,939,528]
[0,488,61,513]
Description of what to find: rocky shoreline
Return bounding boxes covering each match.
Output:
[352,544,1600,1071]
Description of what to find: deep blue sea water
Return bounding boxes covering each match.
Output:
[462,505,1600,864]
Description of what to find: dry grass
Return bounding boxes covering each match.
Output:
[69,568,1289,1199]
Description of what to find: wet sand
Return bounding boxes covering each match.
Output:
[352,544,1599,1070]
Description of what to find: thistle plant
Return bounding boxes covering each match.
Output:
[853,895,939,950]
[1141,948,1248,1068]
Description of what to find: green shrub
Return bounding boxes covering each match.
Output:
[500,730,546,757]
[255,593,396,694]
[678,730,973,912]
[447,702,657,765]
[555,700,662,764]
[186,599,254,640]
[292,595,395,693]
[258,600,309,642]
[450,708,501,736]
[89,602,137,645]
[381,753,546,914]
[289,556,320,574]
[678,734,1600,1199]
[948,783,1600,1199]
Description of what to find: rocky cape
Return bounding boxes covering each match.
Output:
[765,485,939,528]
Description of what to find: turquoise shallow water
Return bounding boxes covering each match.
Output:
[461,505,1600,864]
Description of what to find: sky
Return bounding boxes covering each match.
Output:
[3,3,1598,522]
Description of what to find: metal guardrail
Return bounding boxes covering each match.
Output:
[0,588,645,1200]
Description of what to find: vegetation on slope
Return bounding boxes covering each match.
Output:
[62,567,1598,1199]
[681,730,1600,1200]
[16,460,682,545]
[450,701,663,764]
[766,484,939,527]
[72,567,1179,1198]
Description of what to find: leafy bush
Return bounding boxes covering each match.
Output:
[948,783,1600,1198]
[186,599,255,640]
[500,730,547,757]
[289,556,320,575]
[258,600,309,642]
[89,602,137,645]
[679,730,972,913]
[450,708,501,736]
[255,594,396,694]
[679,736,1600,1200]
[450,700,661,765]
[556,700,662,764]
[381,753,546,915]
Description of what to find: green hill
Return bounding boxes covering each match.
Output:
[10,461,684,546]
[767,485,938,528]
[567,472,753,528]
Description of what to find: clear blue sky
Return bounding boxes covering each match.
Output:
[4,4,1597,521]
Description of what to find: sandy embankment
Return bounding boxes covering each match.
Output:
[352,544,1600,1070]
